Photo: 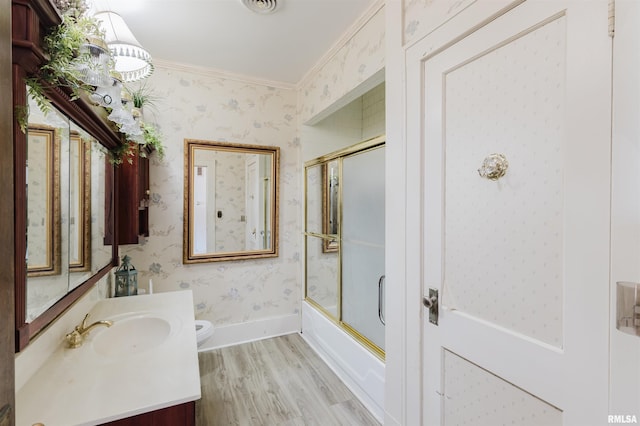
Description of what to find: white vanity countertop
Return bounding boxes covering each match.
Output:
[16,290,201,426]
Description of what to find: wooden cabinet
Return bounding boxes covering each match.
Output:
[101,401,195,426]
[116,145,151,245]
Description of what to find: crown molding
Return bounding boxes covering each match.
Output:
[153,59,297,90]
[151,0,384,91]
[296,0,385,90]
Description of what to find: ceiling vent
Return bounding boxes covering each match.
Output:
[241,0,278,14]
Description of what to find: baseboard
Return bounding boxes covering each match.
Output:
[197,313,300,351]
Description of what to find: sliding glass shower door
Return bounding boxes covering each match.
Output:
[341,145,385,351]
[304,136,385,357]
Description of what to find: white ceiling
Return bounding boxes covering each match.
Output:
[89,0,377,85]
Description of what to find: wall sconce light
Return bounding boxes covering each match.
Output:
[94,11,154,82]
[76,37,112,87]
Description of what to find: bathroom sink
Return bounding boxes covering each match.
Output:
[92,314,172,357]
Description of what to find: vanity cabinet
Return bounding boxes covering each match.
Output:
[102,401,195,426]
[115,144,151,245]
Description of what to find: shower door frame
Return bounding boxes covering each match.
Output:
[304,134,386,360]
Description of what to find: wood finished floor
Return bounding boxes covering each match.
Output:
[196,333,381,426]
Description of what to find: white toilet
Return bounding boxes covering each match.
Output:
[195,320,214,348]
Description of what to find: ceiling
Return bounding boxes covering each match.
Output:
[89,0,377,85]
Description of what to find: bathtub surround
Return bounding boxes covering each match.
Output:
[298,4,387,423]
[301,302,385,422]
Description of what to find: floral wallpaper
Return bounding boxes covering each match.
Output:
[403,0,517,47]
[120,66,301,330]
[298,7,385,125]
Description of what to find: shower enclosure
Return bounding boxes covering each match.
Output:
[303,136,385,419]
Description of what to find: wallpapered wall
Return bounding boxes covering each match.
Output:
[120,67,300,331]
[298,7,385,125]
[118,3,386,338]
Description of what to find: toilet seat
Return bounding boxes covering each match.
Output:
[195,320,214,347]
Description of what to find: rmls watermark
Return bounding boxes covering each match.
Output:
[608,415,638,424]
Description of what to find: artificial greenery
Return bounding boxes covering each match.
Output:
[105,141,137,166]
[24,3,167,164]
[15,105,29,134]
[26,12,107,116]
[127,80,160,111]
[140,122,165,159]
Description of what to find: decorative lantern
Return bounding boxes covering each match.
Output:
[114,255,138,297]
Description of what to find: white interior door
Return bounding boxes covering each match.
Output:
[407,2,612,425]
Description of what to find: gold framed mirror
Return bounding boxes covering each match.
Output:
[68,131,91,272]
[183,139,279,263]
[26,125,61,277]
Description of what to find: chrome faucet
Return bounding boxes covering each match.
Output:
[65,313,113,348]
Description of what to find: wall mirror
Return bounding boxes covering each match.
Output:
[19,88,117,344]
[26,125,61,277]
[67,121,112,292]
[183,139,279,263]
[68,129,91,273]
[14,2,119,351]
[25,103,69,322]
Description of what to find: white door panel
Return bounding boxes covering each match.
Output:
[407,1,611,425]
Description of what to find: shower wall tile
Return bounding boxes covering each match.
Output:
[120,66,301,330]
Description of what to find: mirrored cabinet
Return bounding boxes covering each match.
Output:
[12,0,121,351]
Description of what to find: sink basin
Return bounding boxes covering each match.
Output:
[92,314,172,357]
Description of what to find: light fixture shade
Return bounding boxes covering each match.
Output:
[94,11,154,82]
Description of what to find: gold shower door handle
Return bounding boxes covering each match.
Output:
[378,275,385,326]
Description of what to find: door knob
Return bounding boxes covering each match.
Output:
[423,288,439,325]
[478,153,508,180]
[423,295,437,309]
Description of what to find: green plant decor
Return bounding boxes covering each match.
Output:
[104,141,137,166]
[26,12,109,117]
[106,123,165,165]
[140,122,165,159]
[127,80,160,112]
